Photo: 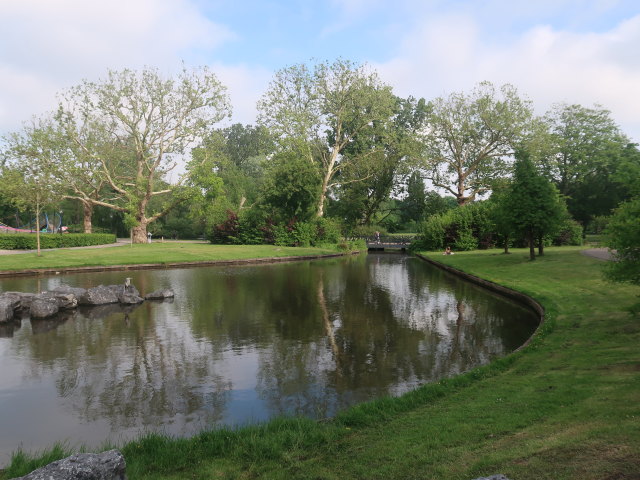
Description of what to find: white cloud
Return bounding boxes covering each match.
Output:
[0,0,236,133]
[376,11,640,142]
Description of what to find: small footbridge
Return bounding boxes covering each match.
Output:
[365,235,414,252]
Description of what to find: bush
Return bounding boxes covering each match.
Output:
[0,233,116,250]
[553,218,584,246]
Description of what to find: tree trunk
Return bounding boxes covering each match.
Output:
[35,202,41,257]
[316,173,330,217]
[528,231,536,261]
[131,221,148,244]
[82,201,93,234]
[538,233,544,256]
[503,234,510,254]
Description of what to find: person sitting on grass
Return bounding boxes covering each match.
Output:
[444,246,454,255]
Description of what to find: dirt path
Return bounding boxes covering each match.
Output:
[580,247,616,261]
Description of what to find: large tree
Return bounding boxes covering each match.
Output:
[55,66,231,243]
[421,81,533,205]
[333,96,429,226]
[257,59,397,217]
[542,103,630,227]
[1,120,64,254]
[502,150,566,260]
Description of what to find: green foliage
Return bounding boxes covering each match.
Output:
[553,218,583,246]
[259,151,321,222]
[605,197,640,287]
[422,81,534,204]
[413,202,495,252]
[0,233,116,250]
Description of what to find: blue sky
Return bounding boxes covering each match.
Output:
[1,0,639,141]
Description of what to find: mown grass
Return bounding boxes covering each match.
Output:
[2,246,639,479]
[0,242,343,272]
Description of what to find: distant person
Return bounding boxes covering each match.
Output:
[444,246,453,255]
[374,231,380,244]
[147,231,152,244]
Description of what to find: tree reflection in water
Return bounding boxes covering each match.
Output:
[0,254,538,462]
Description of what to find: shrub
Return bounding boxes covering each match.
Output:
[0,233,116,250]
[553,218,584,246]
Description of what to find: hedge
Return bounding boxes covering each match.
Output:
[0,233,117,250]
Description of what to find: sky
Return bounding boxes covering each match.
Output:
[1,0,640,142]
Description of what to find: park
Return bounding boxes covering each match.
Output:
[0,62,638,480]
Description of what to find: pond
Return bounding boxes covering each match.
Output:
[0,253,538,463]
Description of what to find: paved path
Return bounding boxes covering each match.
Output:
[0,238,208,255]
[580,248,616,261]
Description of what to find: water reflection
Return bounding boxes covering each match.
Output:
[0,254,538,463]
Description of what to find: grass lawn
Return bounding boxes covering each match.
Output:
[2,246,639,479]
[0,243,343,272]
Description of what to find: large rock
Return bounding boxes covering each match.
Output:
[10,449,126,480]
[144,288,175,300]
[117,285,144,305]
[2,292,34,311]
[0,297,14,322]
[40,292,78,310]
[52,286,88,298]
[29,297,60,319]
[78,285,120,306]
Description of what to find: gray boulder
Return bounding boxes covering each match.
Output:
[29,297,60,319]
[52,286,88,297]
[2,292,34,311]
[40,292,78,310]
[10,449,126,480]
[0,297,14,322]
[144,288,175,300]
[117,284,144,305]
[78,285,120,306]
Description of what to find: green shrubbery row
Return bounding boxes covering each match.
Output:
[412,202,583,251]
[210,211,343,247]
[0,233,116,250]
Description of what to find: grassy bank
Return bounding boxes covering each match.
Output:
[2,246,639,479]
[0,243,344,273]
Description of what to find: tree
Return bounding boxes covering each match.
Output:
[56,66,231,243]
[604,146,640,309]
[503,150,566,260]
[333,96,429,227]
[257,59,397,217]
[259,151,321,222]
[542,103,630,228]
[1,120,63,255]
[605,198,640,289]
[421,82,533,205]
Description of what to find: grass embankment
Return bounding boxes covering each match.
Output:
[0,242,343,273]
[2,246,639,479]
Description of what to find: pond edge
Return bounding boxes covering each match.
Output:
[0,251,360,278]
[415,253,545,351]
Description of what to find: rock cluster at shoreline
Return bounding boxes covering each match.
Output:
[0,282,174,323]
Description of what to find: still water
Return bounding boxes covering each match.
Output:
[0,253,538,463]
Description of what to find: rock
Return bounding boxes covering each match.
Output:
[117,284,144,305]
[470,475,512,480]
[40,292,78,310]
[78,285,120,306]
[0,297,14,322]
[51,286,88,297]
[9,449,126,480]
[144,288,175,300]
[29,297,60,319]
[2,292,35,311]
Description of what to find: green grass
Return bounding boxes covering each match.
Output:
[2,246,639,479]
[0,243,343,272]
